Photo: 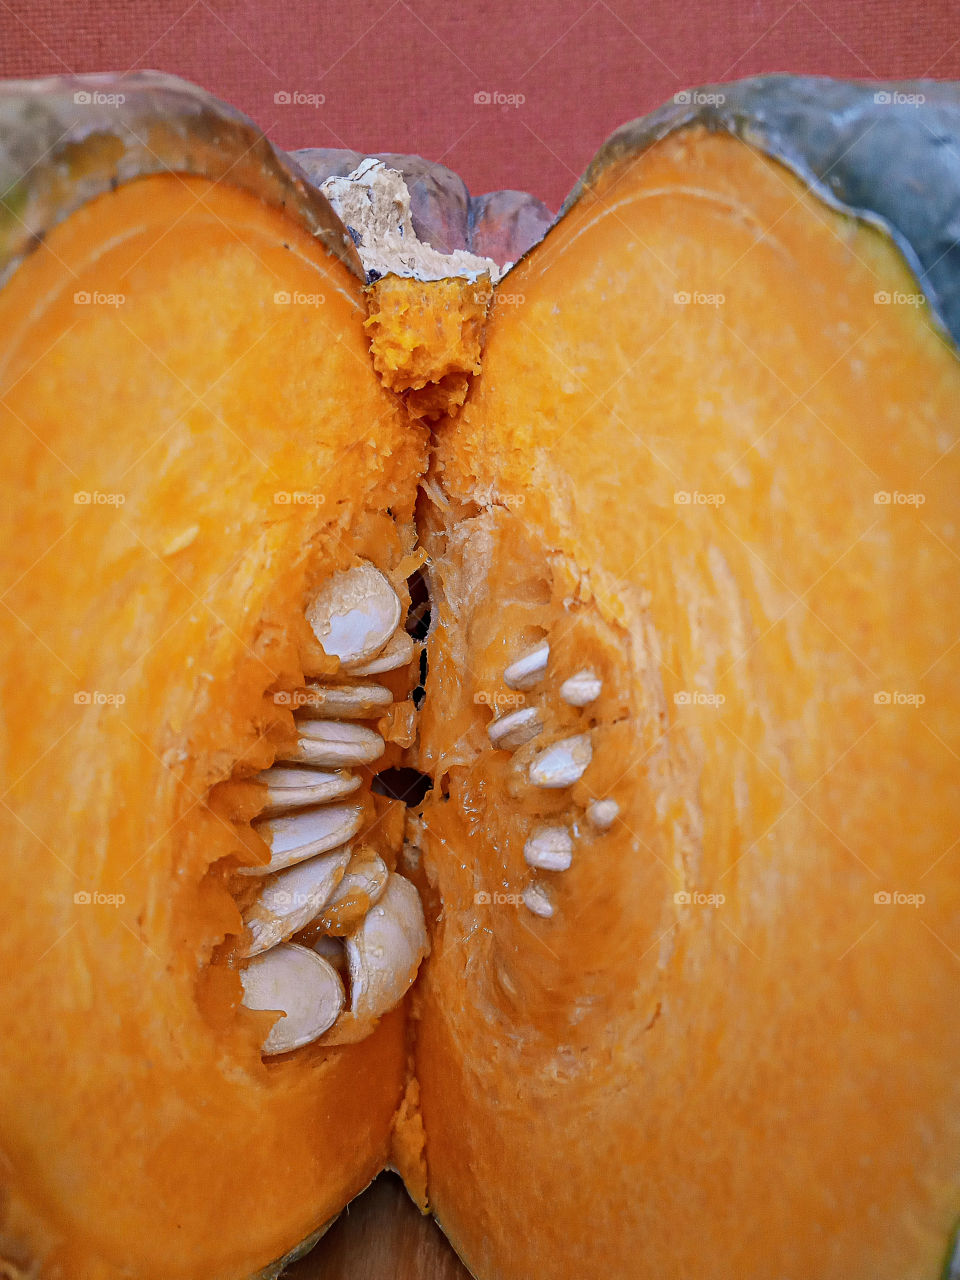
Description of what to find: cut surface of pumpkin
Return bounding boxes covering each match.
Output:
[0,169,422,1278]
[417,126,960,1280]
[0,71,958,1280]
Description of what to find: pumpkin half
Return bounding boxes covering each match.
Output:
[0,71,958,1280]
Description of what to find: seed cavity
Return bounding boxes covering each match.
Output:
[255,766,361,816]
[504,641,549,691]
[306,561,401,664]
[560,668,602,707]
[281,720,385,768]
[234,559,429,1056]
[412,645,428,709]
[487,705,543,750]
[370,766,433,806]
[522,882,554,919]
[240,846,352,957]
[404,565,431,639]
[528,733,593,788]
[243,804,364,875]
[240,944,345,1055]
[586,798,619,830]
[523,825,573,871]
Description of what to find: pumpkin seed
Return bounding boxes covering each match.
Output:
[503,641,549,690]
[240,846,352,957]
[311,933,347,973]
[229,558,428,1054]
[240,943,344,1054]
[306,561,402,665]
[522,883,554,919]
[256,766,361,815]
[344,627,415,676]
[293,682,393,719]
[345,874,428,1021]
[586,798,619,830]
[523,825,573,871]
[560,668,602,707]
[528,733,592,787]
[243,803,364,875]
[487,705,543,750]
[324,848,389,913]
[280,720,385,767]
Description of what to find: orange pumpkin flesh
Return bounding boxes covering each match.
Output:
[0,84,959,1280]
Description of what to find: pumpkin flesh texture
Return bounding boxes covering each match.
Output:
[416,129,960,1280]
[0,174,426,1278]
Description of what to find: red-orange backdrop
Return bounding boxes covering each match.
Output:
[0,0,956,211]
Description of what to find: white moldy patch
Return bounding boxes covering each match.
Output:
[321,158,503,284]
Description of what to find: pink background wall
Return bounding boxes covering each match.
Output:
[1,0,957,209]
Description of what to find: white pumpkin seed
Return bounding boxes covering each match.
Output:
[279,719,385,768]
[255,766,361,815]
[240,846,352,957]
[345,874,428,1021]
[503,641,549,691]
[324,848,389,912]
[522,883,554,919]
[560,668,602,707]
[523,825,573,871]
[240,943,344,1054]
[306,561,401,665]
[344,627,415,676]
[487,705,543,750]
[528,733,592,788]
[242,803,364,875]
[586,798,619,830]
[293,682,393,719]
[312,933,347,973]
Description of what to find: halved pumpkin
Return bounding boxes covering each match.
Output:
[0,70,958,1280]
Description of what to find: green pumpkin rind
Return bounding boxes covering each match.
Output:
[561,74,960,347]
[0,70,363,284]
[941,1221,960,1280]
[250,1222,332,1280]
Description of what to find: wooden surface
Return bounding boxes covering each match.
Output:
[286,1174,472,1280]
